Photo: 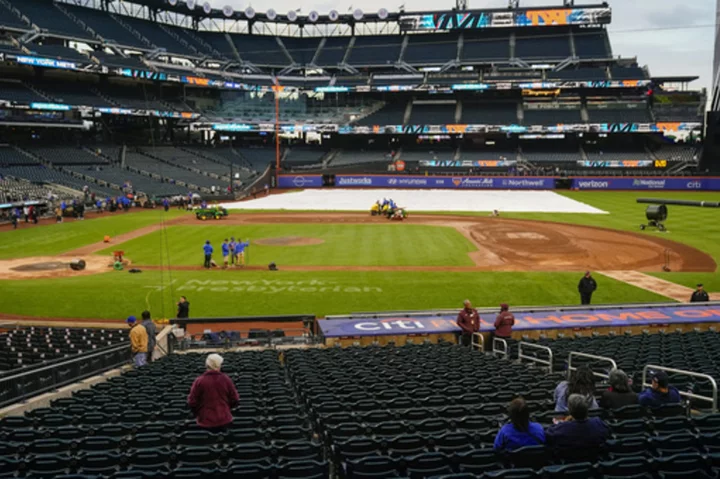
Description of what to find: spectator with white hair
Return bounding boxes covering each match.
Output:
[546,393,610,451]
[187,353,239,432]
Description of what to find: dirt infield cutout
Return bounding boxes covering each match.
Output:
[254,236,325,247]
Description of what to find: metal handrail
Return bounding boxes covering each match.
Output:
[568,352,617,380]
[518,342,554,373]
[642,364,718,412]
[492,338,508,359]
[471,332,484,351]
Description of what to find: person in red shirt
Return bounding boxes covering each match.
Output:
[494,303,515,339]
[456,299,480,348]
[187,353,239,432]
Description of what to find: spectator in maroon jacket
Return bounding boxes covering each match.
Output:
[187,353,239,432]
[456,299,480,348]
[494,304,515,339]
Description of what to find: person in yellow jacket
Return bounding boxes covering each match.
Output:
[127,316,148,367]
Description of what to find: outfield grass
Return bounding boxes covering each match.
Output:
[97,224,477,267]
[0,269,670,319]
[0,210,184,259]
[0,191,717,319]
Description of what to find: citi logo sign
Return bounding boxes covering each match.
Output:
[686,181,702,189]
[353,319,429,331]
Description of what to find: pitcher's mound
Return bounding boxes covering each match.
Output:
[255,236,324,247]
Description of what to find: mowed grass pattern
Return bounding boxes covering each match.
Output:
[0,210,184,259]
[97,224,478,267]
[0,270,669,320]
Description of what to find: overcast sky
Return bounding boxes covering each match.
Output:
[221,0,715,92]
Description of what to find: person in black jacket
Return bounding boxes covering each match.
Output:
[578,271,597,305]
[690,284,710,303]
[600,369,637,410]
[177,296,190,318]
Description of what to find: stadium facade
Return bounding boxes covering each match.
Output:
[0,0,711,202]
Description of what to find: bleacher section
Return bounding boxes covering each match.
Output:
[124,152,224,191]
[515,29,571,60]
[330,150,392,166]
[587,103,651,123]
[139,147,232,178]
[0,81,48,104]
[315,37,350,67]
[0,177,57,203]
[409,103,456,125]
[284,147,327,166]
[0,351,327,478]
[523,106,583,125]
[0,165,116,196]
[462,102,519,124]
[347,36,402,66]
[574,29,611,58]
[521,148,581,163]
[356,103,407,126]
[0,327,126,373]
[67,165,186,196]
[27,147,109,165]
[0,147,39,166]
[584,146,650,163]
[403,33,458,65]
[462,32,510,62]
[11,0,88,38]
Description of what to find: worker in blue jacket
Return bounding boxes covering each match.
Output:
[229,237,237,266]
[203,240,214,269]
[221,239,231,269]
[235,240,250,267]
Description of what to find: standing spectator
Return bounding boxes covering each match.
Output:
[177,296,190,319]
[638,371,682,408]
[163,197,170,212]
[55,205,63,223]
[494,397,546,452]
[187,354,239,432]
[578,271,597,305]
[554,365,599,412]
[127,316,148,368]
[456,299,480,348]
[22,205,29,223]
[546,394,610,451]
[600,369,638,409]
[690,284,709,302]
[203,240,213,269]
[11,208,18,229]
[140,310,157,363]
[494,303,515,340]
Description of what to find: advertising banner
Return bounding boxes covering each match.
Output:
[277,175,323,188]
[333,175,555,189]
[319,305,720,338]
[571,178,720,191]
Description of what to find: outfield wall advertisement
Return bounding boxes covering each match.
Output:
[571,178,720,191]
[278,175,720,191]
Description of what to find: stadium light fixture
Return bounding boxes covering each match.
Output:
[222,5,233,16]
[352,9,364,20]
[308,10,319,21]
[186,0,197,10]
[378,8,389,19]
[167,0,178,6]
[287,9,298,21]
[202,1,211,14]
[328,9,339,21]
[244,6,255,18]
[266,8,277,20]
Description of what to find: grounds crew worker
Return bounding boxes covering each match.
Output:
[578,271,597,305]
[203,240,213,269]
[456,300,480,348]
[691,284,710,302]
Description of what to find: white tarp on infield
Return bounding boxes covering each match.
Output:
[220,189,607,214]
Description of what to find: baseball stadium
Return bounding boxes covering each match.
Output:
[0,0,719,477]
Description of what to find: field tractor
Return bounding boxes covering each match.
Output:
[195,206,228,220]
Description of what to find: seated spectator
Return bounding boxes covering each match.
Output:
[600,369,638,409]
[554,365,599,412]
[187,353,240,432]
[638,370,682,408]
[546,394,610,451]
[494,397,546,452]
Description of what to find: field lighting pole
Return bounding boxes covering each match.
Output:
[272,84,283,185]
